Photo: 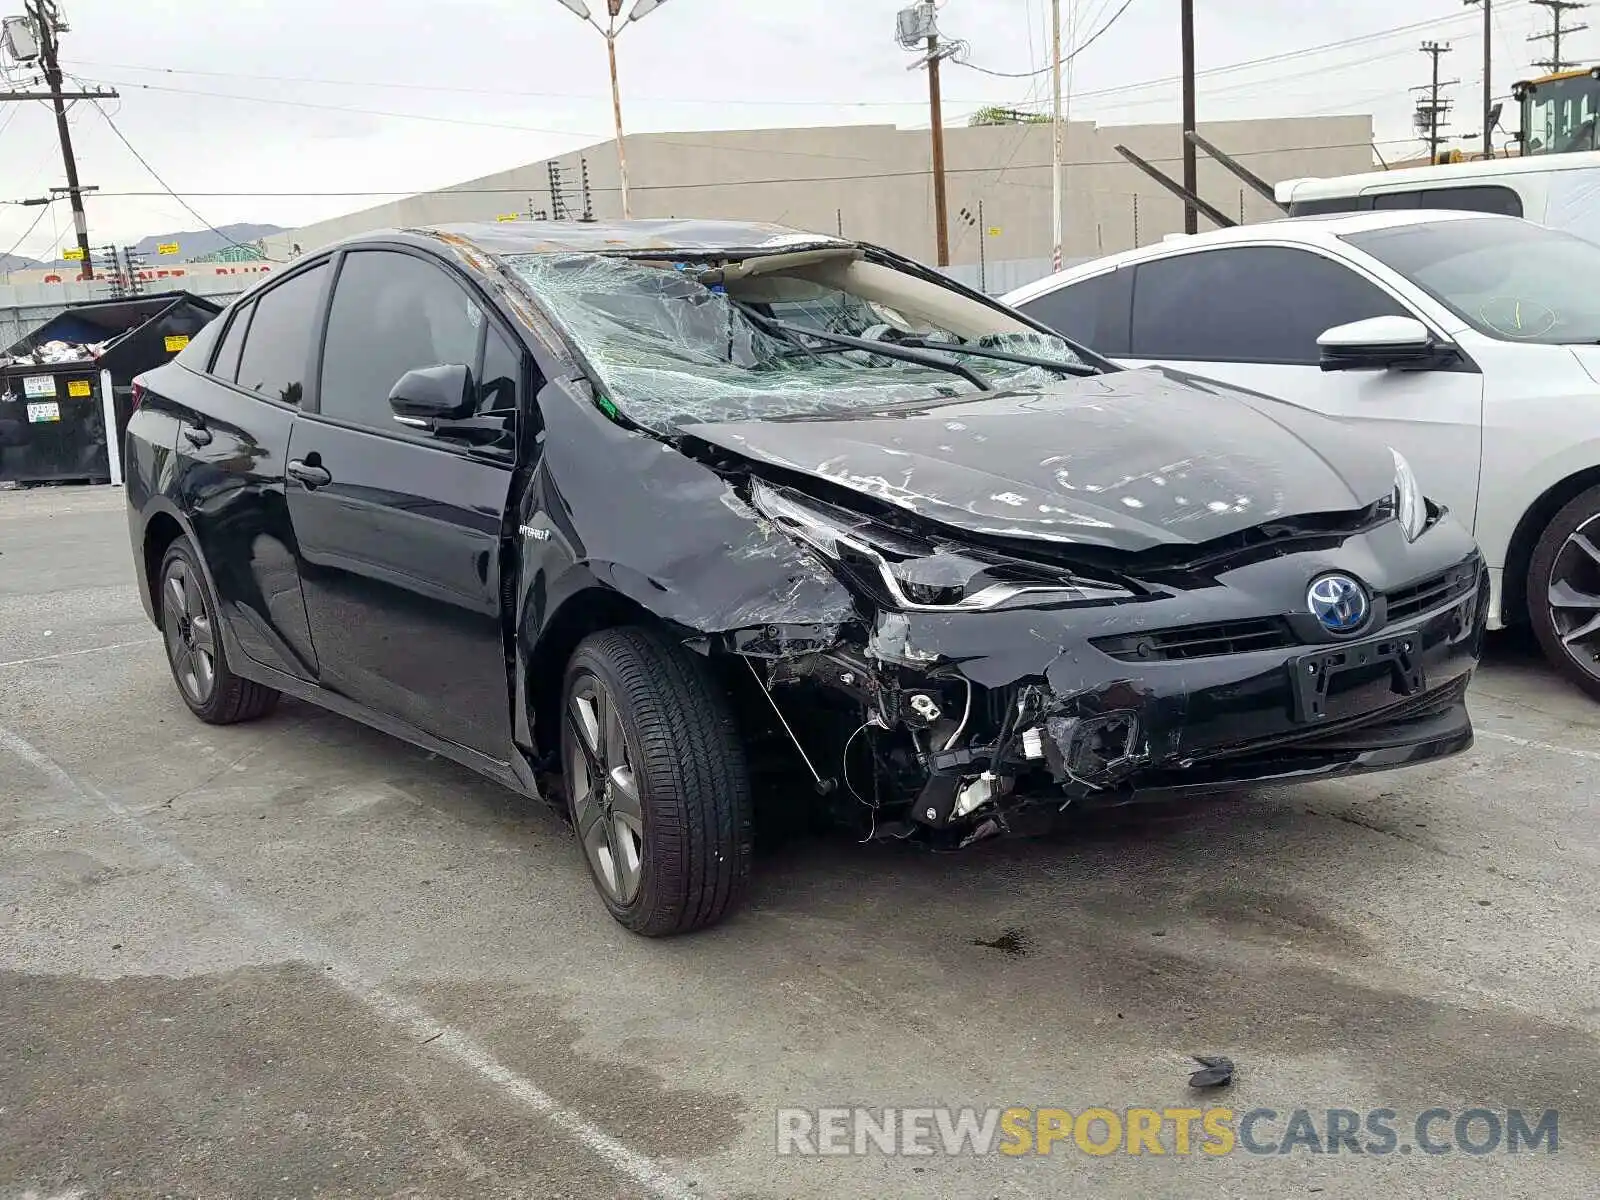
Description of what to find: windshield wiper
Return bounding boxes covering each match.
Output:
[736,306,993,391]
[890,336,1100,377]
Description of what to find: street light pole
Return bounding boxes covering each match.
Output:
[604,19,632,218]
[556,0,669,220]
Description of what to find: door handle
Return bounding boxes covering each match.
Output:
[182,425,212,447]
[287,458,332,489]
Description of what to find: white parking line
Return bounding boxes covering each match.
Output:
[1477,727,1600,763]
[0,638,160,669]
[0,722,701,1200]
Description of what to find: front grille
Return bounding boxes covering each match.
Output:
[1092,617,1295,662]
[1385,558,1479,624]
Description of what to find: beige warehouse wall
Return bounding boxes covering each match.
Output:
[262,115,1374,264]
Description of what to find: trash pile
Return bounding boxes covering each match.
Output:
[1,339,105,368]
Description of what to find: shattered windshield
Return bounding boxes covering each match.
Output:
[502,251,1090,432]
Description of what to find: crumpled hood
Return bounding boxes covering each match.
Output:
[680,366,1397,551]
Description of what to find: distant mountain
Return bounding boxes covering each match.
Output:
[127,223,285,262]
[0,253,42,273]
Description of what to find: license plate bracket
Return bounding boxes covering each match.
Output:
[1289,635,1425,722]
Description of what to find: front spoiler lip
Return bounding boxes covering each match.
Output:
[1066,696,1472,808]
[976,696,1473,839]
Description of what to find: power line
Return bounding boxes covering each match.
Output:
[1,198,54,264]
[86,99,282,262]
[961,12,1479,95]
[994,41,1444,114]
[955,0,1139,77]
[71,13,1482,123]
[90,79,599,138]
[60,58,978,109]
[73,136,1420,204]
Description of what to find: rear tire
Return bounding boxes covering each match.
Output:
[1527,484,1600,702]
[560,627,753,936]
[158,537,281,724]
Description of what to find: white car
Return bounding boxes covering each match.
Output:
[1005,209,1600,699]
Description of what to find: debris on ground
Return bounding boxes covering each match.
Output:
[1187,1054,1235,1088]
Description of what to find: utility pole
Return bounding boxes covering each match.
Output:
[896,3,955,266]
[1414,41,1458,162]
[1180,0,1198,234]
[1529,0,1588,72]
[1051,0,1064,269]
[1466,0,1492,157]
[927,29,949,266]
[33,0,90,277]
[0,2,117,278]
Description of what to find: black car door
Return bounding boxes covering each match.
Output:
[284,246,520,758]
[168,263,330,682]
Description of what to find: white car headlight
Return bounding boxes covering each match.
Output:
[1391,447,1427,542]
[749,481,1133,612]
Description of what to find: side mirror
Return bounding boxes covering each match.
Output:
[388,364,474,428]
[1317,316,1442,372]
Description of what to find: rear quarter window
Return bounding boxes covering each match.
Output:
[1287,196,1363,216]
[171,319,222,370]
[1367,185,1523,216]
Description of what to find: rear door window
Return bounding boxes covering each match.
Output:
[234,263,329,406]
[1129,246,1407,364]
[1013,267,1132,355]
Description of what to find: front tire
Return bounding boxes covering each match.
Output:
[560,627,753,936]
[1528,484,1600,702]
[158,537,281,724]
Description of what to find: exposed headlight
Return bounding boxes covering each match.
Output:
[1391,447,1427,542]
[749,480,1134,612]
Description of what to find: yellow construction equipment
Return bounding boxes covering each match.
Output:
[1513,66,1600,155]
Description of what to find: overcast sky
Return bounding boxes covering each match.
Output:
[1,0,1592,261]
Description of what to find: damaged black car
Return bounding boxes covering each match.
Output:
[124,219,1488,936]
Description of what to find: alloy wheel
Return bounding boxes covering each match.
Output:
[563,674,645,905]
[161,557,217,705]
[1547,513,1600,685]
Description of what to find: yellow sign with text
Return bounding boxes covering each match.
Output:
[62,247,84,261]
[164,334,190,352]
[66,379,92,398]
[157,242,180,256]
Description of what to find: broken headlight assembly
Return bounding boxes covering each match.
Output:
[749,480,1135,612]
[1390,447,1428,542]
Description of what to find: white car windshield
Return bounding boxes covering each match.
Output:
[1342,217,1600,345]
[502,250,1091,432]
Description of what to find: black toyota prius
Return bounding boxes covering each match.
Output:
[124,219,1487,935]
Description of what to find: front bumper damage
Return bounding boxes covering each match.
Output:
[726,526,1486,846]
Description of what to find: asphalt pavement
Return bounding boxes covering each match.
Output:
[2,485,1596,1199]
